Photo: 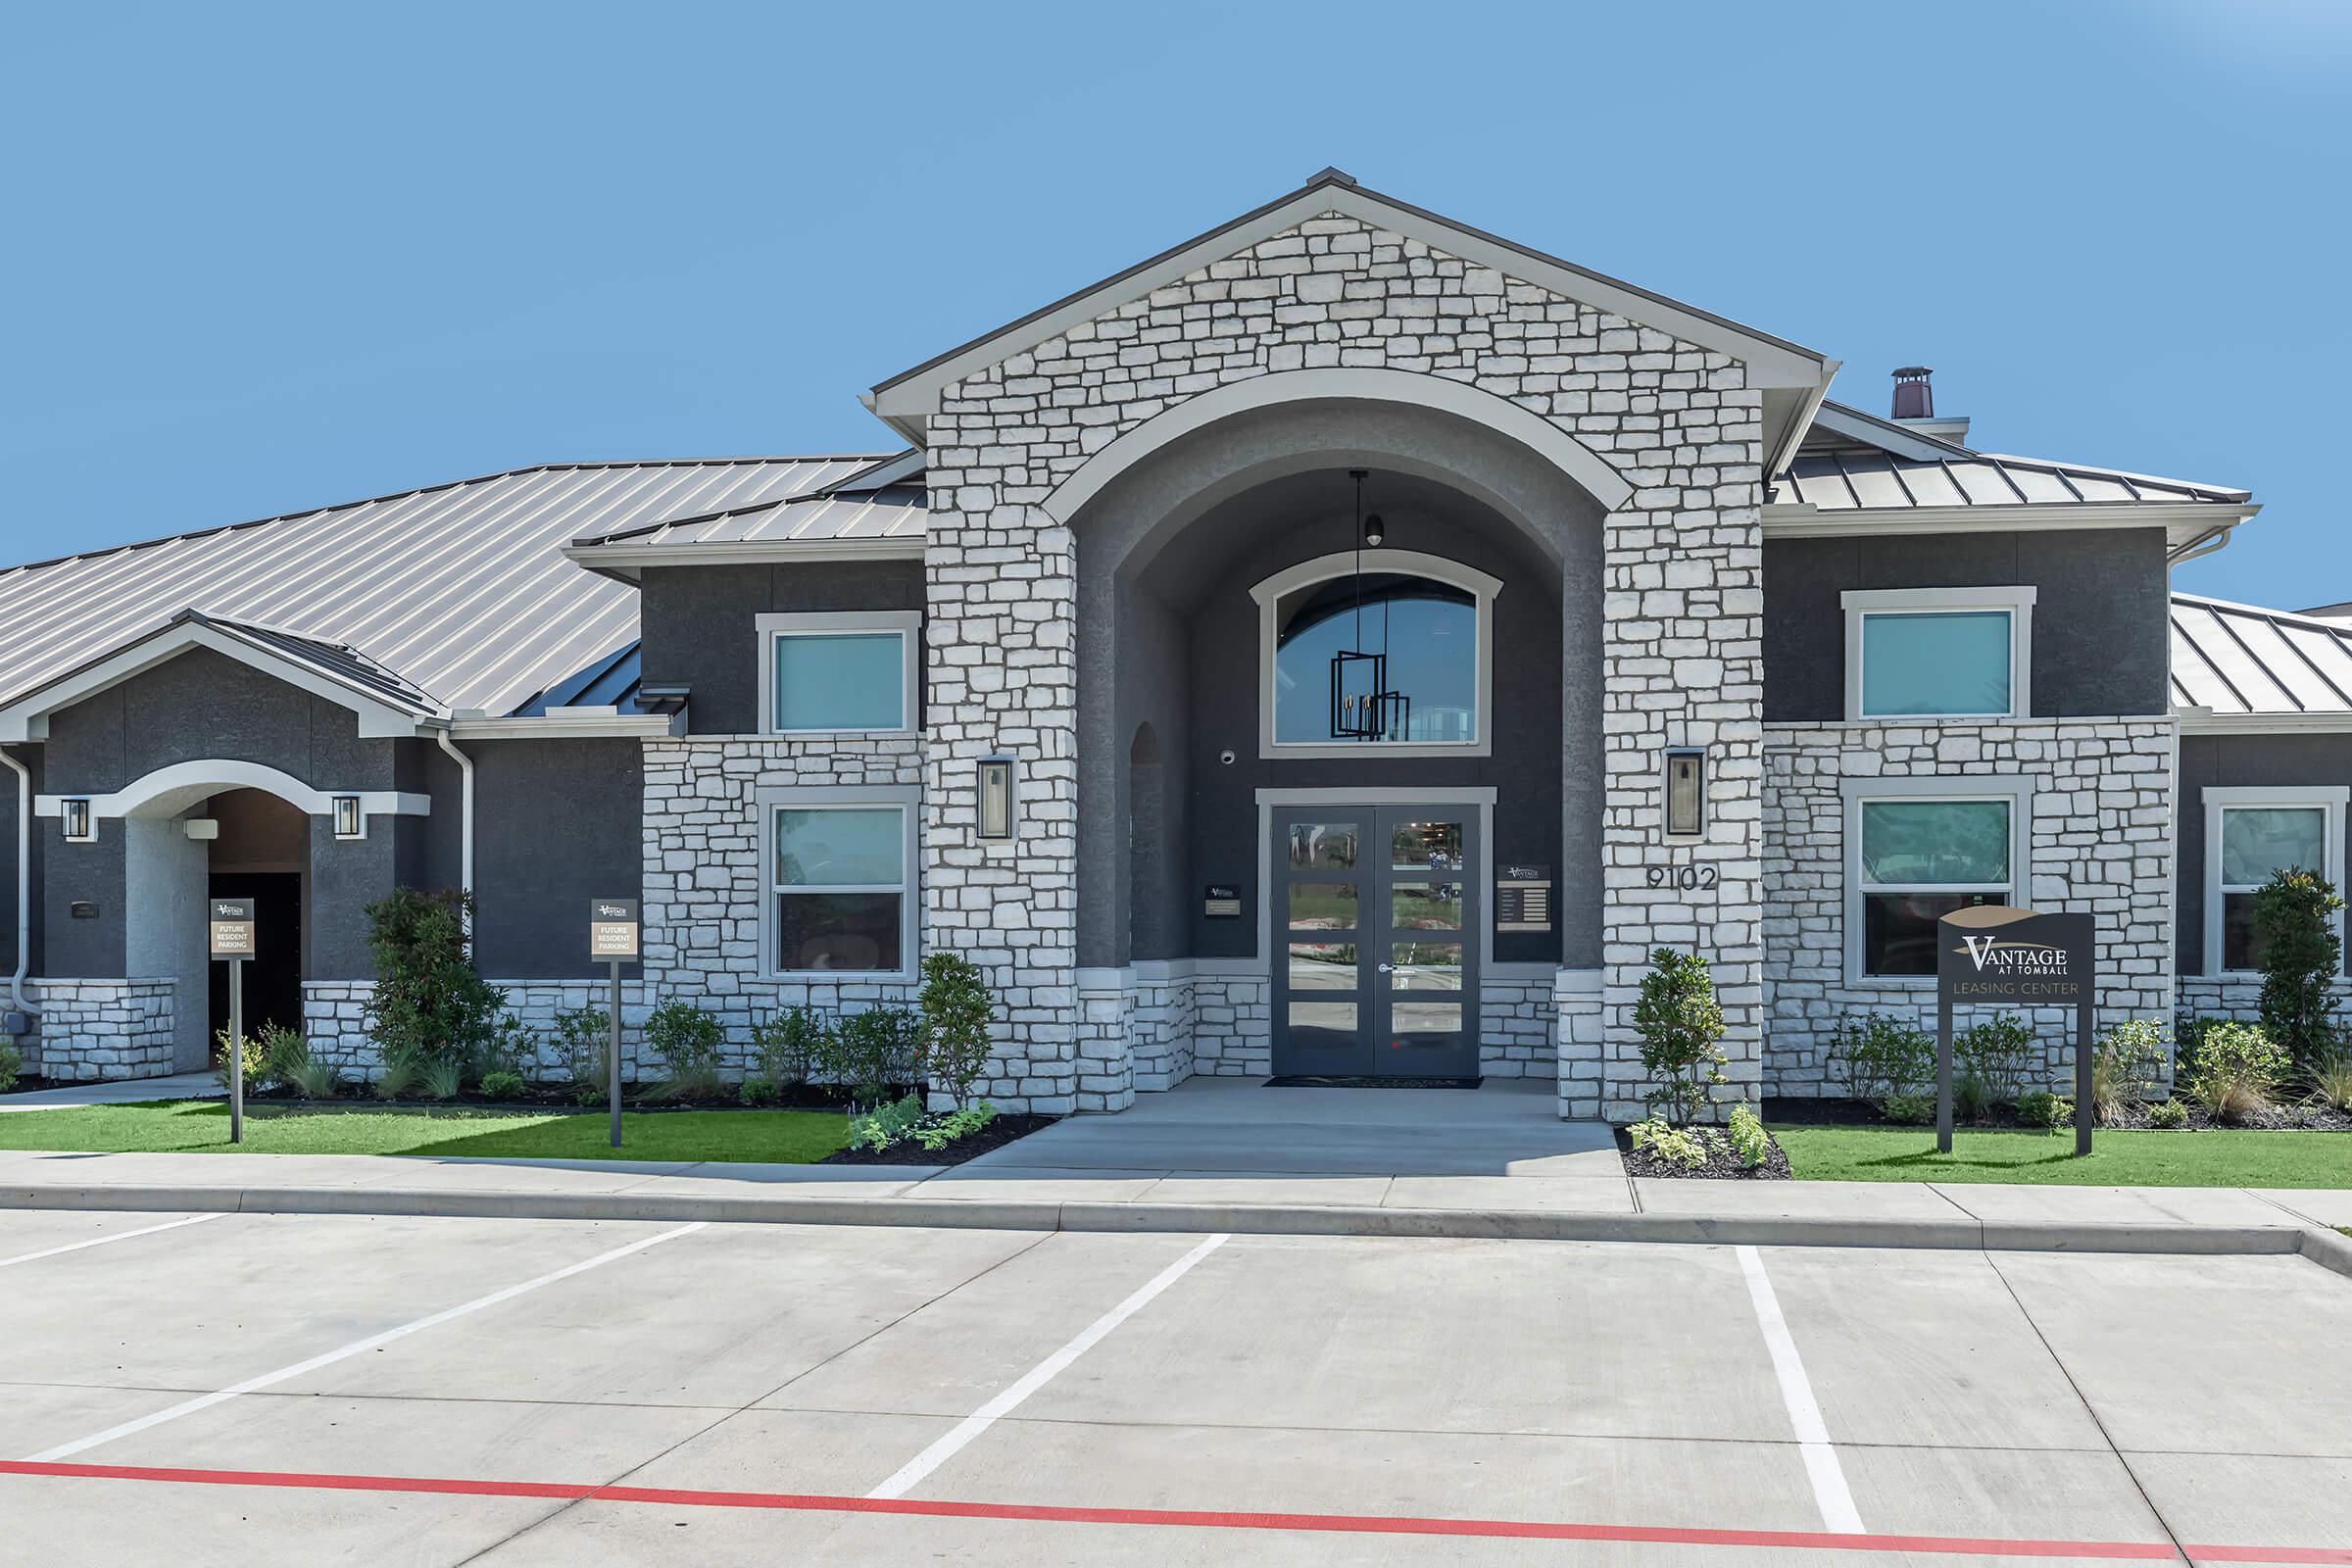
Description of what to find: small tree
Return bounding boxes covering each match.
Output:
[2253,866,2343,1072]
[1633,947,1728,1126]
[363,888,507,1072]
[918,952,997,1109]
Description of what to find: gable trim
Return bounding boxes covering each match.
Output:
[867,174,1831,440]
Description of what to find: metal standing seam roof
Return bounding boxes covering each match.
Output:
[1771,449,2250,512]
[569,481,928,553]
[0,456,885,719]
[2171,593,2352,715]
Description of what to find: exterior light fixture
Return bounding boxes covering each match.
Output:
[61,798,94,843]
[977,758,1015,841]
[1363,511,1384,548]
[1663,748,1706,837]
[332,795,365,840]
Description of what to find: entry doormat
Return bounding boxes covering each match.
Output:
[1262,1076,1485,1089]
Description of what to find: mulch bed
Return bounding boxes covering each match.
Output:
[1614,1124,1792,1181]
[821,1113,1058,1167]
[1762,1095,2352,1134]
[0,1075,78,1098]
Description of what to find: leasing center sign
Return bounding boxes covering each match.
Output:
[1936,906,2094,1006]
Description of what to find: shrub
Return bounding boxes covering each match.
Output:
[738,1076,780,1107]
[919,953,997,1108]
[1882,1091,1936,1126]
[1726,1103,1771,1168]
[478,1069,526,1101]
[374,1048,424,1101]
[1632,948,1728,1126]
[363,889,509,1071]
[418,1054,465,1101]
[1953,1071,1993,1121]
[913,1102,996,1152]
[2015,1089,2071,1131]
[1956,1012,2039,1104]
[472,1013,534,1086]
[2091,1018,2166,1125]
[834,1005,923,1108]
[1829,1011,1935,1106]
[847,1092,927,1152]
[2147,1098,2190,1130]
[257,1022,309,1087]
[2310,1047,2352,1112]
[645,999,724,1098]
[2184,1020,2287,1124]
[549,1005,613,1104]
[2254,867,2344,1072]
[750,1004,829,1090]
[213,1026,269,1094]
[1627,1116,1708,1171]
[0,1040,19,1094]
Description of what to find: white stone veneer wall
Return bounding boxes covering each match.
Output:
[1760,718,2177,1096]
[924,210,1765,1112]
[1554,971,1607,1118]
[25,978,176,1082]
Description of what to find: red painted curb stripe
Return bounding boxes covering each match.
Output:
[1,1459,2346,1563]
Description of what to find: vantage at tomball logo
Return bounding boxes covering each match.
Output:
[1955,933,2073,977]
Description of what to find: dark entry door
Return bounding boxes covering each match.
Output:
[210,871,302,1048]
[1271,805,1480,1078]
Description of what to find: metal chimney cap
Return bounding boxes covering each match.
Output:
[1892,366,1933,379]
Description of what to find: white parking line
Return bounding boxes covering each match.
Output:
[25,1221,707,1462]
[1735,1244,1863,1536]
[0,1211,226,1269]
[866,1232,1230,1501]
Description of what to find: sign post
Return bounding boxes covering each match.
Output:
[1936,906,2098,1157]
[589,900,639,1150]
[209,898,257,1144]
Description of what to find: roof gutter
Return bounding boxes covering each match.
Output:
[0,746,38,1020]
[432,728,475,935]
[2166,519,2243,567]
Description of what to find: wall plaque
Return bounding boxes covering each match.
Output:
[1495,863,1551,932]
[1202,884,1242,919]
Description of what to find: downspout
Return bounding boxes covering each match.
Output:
[433,728,475,932]
[0,746,38,1017]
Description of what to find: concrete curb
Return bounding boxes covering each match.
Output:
[0,1183,2339,1261]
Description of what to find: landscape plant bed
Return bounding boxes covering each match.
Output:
[821,1111,1057,1166]
[1762,1095,2352,1134]
[0,1075,81,1098]
[1614,1123,1790,1180]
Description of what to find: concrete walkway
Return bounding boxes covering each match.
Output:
[0,1072,220,1111]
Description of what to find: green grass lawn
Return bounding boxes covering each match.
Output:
[0,1101,852,1163]
[1772,1124,2352,1188]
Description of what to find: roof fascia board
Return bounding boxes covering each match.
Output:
[2176,710,2352,734]
[447,711,685,740]
[869,179,1830,427]
[0,622,434,743]
[1764,500,2255,549]
[1768,368,1841,479]
[1806,400,1975,462]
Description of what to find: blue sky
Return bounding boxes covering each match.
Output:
[6,0,2346,605]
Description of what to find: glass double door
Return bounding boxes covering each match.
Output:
[1272,805,1480,1079]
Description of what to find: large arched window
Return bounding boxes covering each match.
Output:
[1250,550,1502,759]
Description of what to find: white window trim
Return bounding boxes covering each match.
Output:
[756,611,920,739]
[757,783,920,981]
[1839,773,2034,985]
[1249,549,1503,760]
[2201,785,2347,978]
[1841,586,2036,722]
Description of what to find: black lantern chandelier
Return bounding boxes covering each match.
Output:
[1330,469,1408,742]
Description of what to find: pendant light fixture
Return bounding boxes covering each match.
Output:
[1329,470,1409,742]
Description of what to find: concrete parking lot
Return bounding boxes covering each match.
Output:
[0,1207,2343,1566]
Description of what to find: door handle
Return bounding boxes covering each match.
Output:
[1376,962,1394,973]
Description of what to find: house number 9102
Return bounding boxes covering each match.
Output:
[1645,862,1719,891]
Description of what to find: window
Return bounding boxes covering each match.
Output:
[1250,550,1502,759]
[2203,787,2346,975]
[1842,777,2028,979]
[757,612,919,736]
[1842,588,2034,720]
[761,787,918,976]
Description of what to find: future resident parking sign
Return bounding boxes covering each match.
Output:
[1935,905,2098,1154]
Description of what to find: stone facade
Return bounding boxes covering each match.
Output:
[1553,972,1609,1118]
[1761,718,2177,1095]
[26,978,176,1082]
[923,210,1766,1113]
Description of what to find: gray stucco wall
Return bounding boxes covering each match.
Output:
[2177,730,2352,978]
[1762,527,2171,721]
[640,561,925,737]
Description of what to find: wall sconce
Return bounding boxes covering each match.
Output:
[977,757,1015,841]
[332,796,365,840]
[61,798,94,843]
[1663,748,1706,837]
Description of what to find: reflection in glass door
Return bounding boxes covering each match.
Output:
[1271,805,1480,1078]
